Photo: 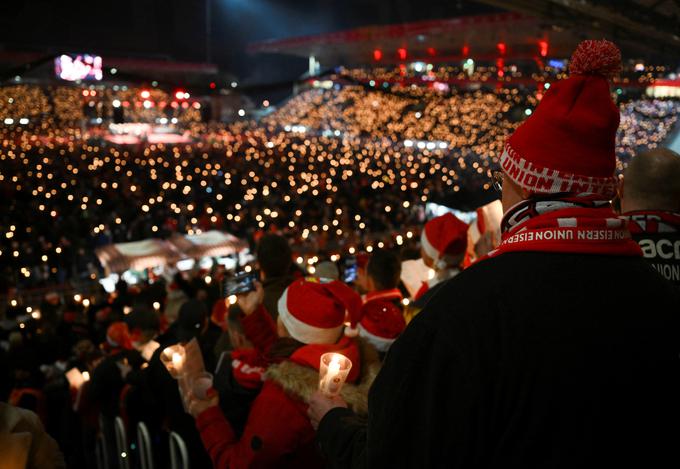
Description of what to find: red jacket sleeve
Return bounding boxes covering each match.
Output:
[196,381,311,469]
[240,305,278,353]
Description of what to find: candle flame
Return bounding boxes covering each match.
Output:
[328,355,342,374]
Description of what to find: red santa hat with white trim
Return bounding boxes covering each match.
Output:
[501,39,622,198]
[421,213,469,268]
[277,279,362,344]
[358,302,406,353]
[106,321,133,350]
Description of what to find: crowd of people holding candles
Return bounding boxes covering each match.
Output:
[2,75,679,292]
[1,39,680,468]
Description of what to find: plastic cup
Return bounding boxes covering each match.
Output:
[191,372,214,400]
[318,352,352,397]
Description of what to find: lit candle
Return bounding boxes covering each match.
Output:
[319,352,352,397]
[161,345,186,378]
[172,352,183,370]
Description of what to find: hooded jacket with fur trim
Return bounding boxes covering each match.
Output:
[196,337,380,469]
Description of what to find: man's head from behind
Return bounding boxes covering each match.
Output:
[366,249,401,292]
[621,148,680,214]
[256,234,292,280]
[499,39,623,213]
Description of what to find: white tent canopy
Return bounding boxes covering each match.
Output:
[96,231,248,275]
[96,239,179,274]
[169,230,248,259]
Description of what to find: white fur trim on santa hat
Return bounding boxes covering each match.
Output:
[277,288,343,345]
[358,323,396,353]
[500,144,617,197]
[420,229,440,262]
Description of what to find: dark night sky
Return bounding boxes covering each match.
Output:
[0,0,498,82]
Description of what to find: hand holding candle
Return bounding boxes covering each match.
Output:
[318,352,352,397]
[160,344,186,378]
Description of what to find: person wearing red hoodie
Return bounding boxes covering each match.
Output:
[183,278,380,469]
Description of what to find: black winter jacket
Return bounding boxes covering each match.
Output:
[318,251,680,468]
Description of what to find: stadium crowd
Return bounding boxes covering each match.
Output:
[2,82,679,291]
[1,42,680,468]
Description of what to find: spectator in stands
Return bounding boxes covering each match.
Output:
[413,212,468,305]
[352,252,371,294]
[619,147,680,286]
[183,278,380,468]
[87,322,144,419]
[308,40,680,468]
[143,299,216,468]
[315,261,340,281]
[128,305,161,351]
[354,249,405,359]
[0,349,66,469]
[255,234,296,319]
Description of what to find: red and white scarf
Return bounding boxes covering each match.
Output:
[487,194,642,257]
[624,210,680,235]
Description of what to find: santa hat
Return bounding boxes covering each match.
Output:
[278,279,362,344]
[106,322,133,350]
[358,302,406,352]
[501,39,621,198]
[420,213,469,268]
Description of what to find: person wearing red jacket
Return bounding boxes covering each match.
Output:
[183,278,380,469]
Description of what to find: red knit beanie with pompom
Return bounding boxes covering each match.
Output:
[501,39,622,198]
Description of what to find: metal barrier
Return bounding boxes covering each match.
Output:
[169,431,190,469]
[137,422,155,469]
[114,416,130,469]
[95,415,111,469]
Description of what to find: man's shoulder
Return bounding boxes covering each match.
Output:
[419,251,679,320]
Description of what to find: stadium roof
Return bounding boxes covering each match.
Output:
[248,7,680,67]
[477,0,680,60]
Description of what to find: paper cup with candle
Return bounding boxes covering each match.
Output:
[318,352,352,397]
[160,344,186,378]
